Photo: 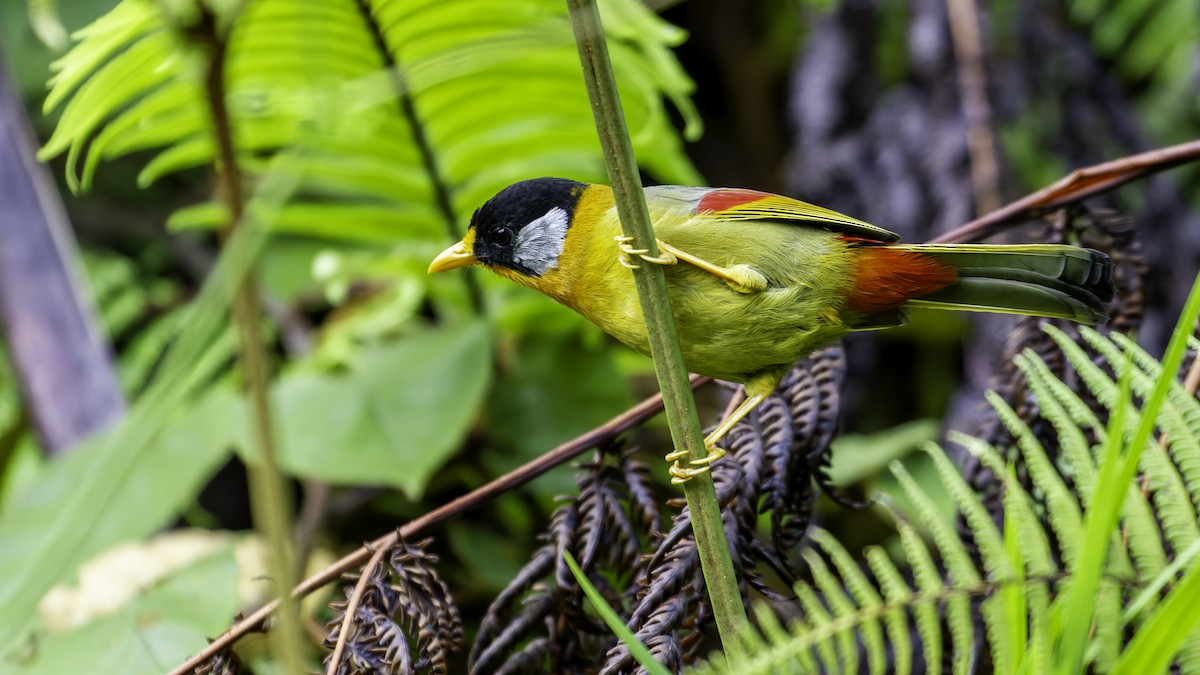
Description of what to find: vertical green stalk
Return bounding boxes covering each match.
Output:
[201,8,306,672]
[564,0,749,659]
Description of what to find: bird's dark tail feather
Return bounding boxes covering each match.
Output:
[899,243,1114,324]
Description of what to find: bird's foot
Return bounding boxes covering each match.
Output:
[720,265,770,294]
[652,241,768,293]
[616,235,678,269]
[665,443,727,484]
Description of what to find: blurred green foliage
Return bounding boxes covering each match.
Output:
[16,547,238,674]
[0,0,699,668]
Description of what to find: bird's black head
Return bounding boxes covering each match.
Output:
[469,177,587,277]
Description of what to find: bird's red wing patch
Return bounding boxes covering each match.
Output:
[846,247,958,314]
[696,188,773,214]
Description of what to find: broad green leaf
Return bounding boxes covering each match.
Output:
[256,320,491,499]
[0,390,236,647]
[827,418,939,486]
[0,155,291,659]
[15,546,238,675]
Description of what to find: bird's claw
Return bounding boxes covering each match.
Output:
[616,235,677,269]
[664,448,688,462]
[665,443,727,484]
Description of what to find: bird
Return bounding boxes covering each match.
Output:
[428,177,1114,482]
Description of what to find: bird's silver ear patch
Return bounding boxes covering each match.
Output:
[513,207,570,275]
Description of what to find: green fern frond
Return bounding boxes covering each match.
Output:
[890,461,976,675]
[1109,331,1200,498]
[980,393,1083,567]
[1013,351,1101,475]
[923,441,1018,673]
[1074,334,1200,552]
[1001,497,1029,674]
[1044,327,1170,579]
[810,529,887,675]
[792,574,841,673]
[801,549,861,675]
[952,432,1058,577]
[41,0,701,245]
[893,512,944,675]
[1003,471,1053,674]
[701,315,1200,675]
[863,545,914,675]
[690,574,1062,675]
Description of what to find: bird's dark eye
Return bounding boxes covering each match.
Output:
[494,226,514,247]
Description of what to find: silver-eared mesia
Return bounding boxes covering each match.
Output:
[429,178,1114,482]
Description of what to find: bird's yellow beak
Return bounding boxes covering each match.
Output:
[428,240,477,273]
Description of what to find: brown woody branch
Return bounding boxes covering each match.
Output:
[933,138,1200,244]
[167,375,710,675]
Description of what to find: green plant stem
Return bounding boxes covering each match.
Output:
[564,0,749,659]
[201,9,306,673]
[564,551,673,675]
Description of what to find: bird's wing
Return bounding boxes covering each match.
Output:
[646,186,901,243]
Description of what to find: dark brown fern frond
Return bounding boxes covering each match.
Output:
[474,349,848,674]
[772,346,846,563]
[323,537,461,675]
[601,514,703,675]
[470,453,644,674]
[193,646,243,675]
[471,593,555,674]
[620,454,663,535]
[492,636,550,675]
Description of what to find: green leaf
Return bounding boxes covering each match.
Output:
[0,154,292,659]
[0,391,236,652]
[14,546,238,674]
[826,419,939,486]
[28,0,68,51]
[260,320,491,499]
[563,550,671,675]
[1054,272,1200,674]
[1112,553,1200,675]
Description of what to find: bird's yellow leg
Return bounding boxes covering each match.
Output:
[666,370,783,483]
[667,393,766,483]
[655,241,768,294]
[614,237,767,294]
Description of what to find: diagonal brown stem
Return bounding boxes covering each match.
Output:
[932,138,1200,244]
[167,375,709,675]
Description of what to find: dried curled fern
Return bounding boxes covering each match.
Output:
[323,537,463,675]
[693,325,1200,675]
[469,452,651,674]
[471,347,846,673]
